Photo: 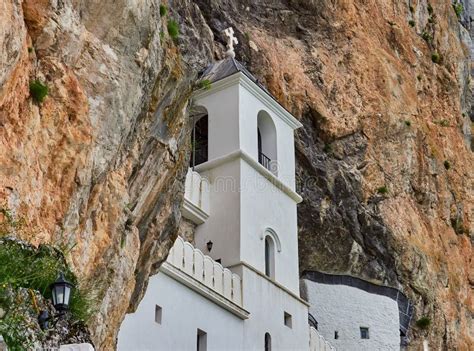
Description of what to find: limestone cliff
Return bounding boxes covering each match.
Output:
[0,0,472,350]
[1,0,213,348]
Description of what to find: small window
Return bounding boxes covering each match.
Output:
[154,305,162,324]
[264,333,271,351]
[360,327,369,339]
[334,331,339,339]
[284,312,292,328]
[197,329,207,351]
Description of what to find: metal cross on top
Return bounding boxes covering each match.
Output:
[224,27,238,58]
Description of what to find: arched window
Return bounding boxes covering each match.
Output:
[264,236,275,278]
[264,333,271,351]
[190,111,208,167]
[257,110,277,175]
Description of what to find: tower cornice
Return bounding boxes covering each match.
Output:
[192,72,303,130]
[194,149,303,204]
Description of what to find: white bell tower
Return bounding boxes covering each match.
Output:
[189,38,303,294]
[118,29,320,351]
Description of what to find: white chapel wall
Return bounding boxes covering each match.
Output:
[117,272,244,351]
[239,158,300,294]
[236,265,310,351]
[194,83,240,160]
[194,159,242,267]
[303,278,400,351]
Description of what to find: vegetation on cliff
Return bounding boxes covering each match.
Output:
[0,208,94,349]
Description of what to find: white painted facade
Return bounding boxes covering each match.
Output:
[118,266,246,351]
[118,56,336,351]
[192,71,302,294]
[302,279,400,351]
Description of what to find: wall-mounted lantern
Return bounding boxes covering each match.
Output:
[38,272,74,330]
[50,272,73,312]
[206,240,213,252]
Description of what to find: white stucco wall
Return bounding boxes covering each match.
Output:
[237,265,310,351]
[239,159,300,293]
[118,265,310,351]
[193,75,301,293]
[303,279,400,351]
[118,272,245,351]
[195,83,240,160]
[195,159,242,267]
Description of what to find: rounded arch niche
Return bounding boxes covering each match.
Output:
[257,110,278,175]
[190,105,208,167]
[261,228,281,279]
[260,228,282,252]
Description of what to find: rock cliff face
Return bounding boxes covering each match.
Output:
[0,0,472,350]
[1,0,213,348]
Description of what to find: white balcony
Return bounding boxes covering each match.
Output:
[161,236,249,319]
[182,168,210,224]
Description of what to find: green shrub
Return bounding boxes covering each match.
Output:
[377,186,388,195]
[450,218,466,235]
[167,19,179,41]
[435,119,449,127]
[453,3,463,18]
[409,6,414,13]
[197,79,212,90]
[159,4,168,17]
[415,316,431,330]
[409,20,415,27]
[29,80,48,104]
[431,52,441,64]
[405,120,411,127]
[323,143,332,153]
[417,75,422,81]
[443,160,451,170]
[27,47,33,53]
[422,31,432,43]
[428,17,434,24]
[427,4,433,15]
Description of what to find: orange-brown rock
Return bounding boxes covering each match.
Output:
[196,0,473,349]
[1,0,213,348]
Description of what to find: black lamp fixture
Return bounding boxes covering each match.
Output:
[206,240,213,252]
[50,272,73,312]
[38,272,74,330]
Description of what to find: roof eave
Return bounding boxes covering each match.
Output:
[193,72,303,130]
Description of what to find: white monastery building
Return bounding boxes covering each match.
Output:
[118,28,409,351]
[118,27,334,351]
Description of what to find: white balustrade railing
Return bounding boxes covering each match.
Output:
[182,168,210,224]
[167,236,242,306]
[309,326,336,351]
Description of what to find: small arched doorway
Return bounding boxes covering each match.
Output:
[264,333,271,351]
